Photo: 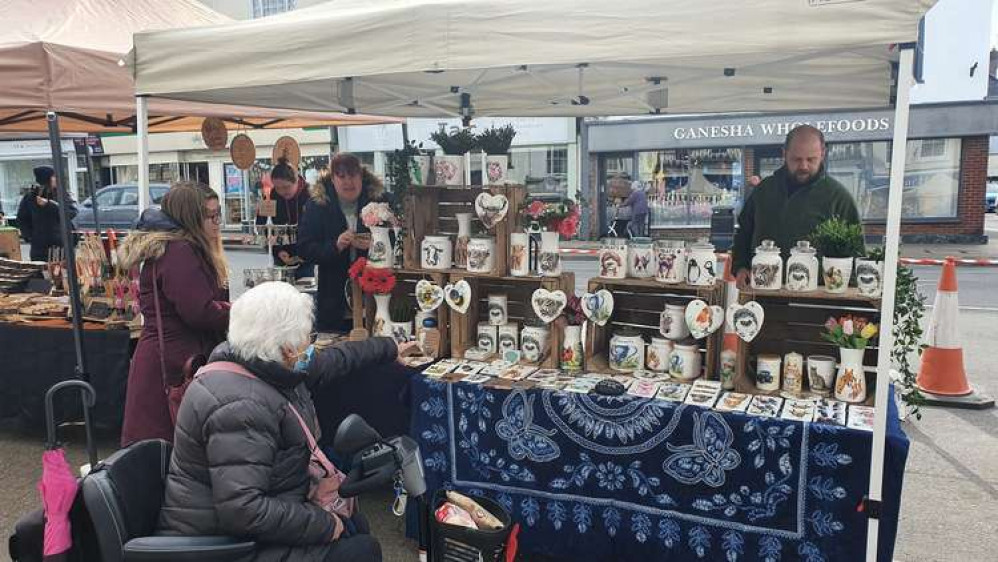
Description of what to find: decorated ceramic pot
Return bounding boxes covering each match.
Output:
[654,240,687,284]
[498,323,519,353]
[466,236,495,273]
[668,343,701,381]
[821,257,853,294]
[720,348,738,390]
[609,332,645,373]
[560,324,584,372]
[659,303,690,341]
[756,354,782,392]
[367,226,394,269]
[509,233,531,277]
[645,337,674,373]
[807,355,836,396]
[477,322,498,354]
[751,239,783,290]
[521,325,550,363]
[855,259,884,297]
[421,235,453,270]
[434,154,465,186]
[686,241,718,286]
[485,155,509,185]
[538,231,562,277]
[627,237,655,279]
[782,352,804,396]
[598,238,627,279]
[786,240,819,292]
[487,294,508,326]
[454,212,473,269]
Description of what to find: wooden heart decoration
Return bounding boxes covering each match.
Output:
[415,279,444,312]
[531,288,567,324]
[580,290,614,326]
[685,299,724,339]
[474,192,509,230]
[726,301,765,342]
[443,280,472,314]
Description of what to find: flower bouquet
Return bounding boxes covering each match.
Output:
[520,197,581,238]
[821,315,878,349]
[348,257,397,295]
[360,202,398,229]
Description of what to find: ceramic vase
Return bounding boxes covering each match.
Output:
[487,294,508,326]
[821,257,853,294]
[372,293,393,338]
[367,226,394,269]
[609,333,645,373]
[510,233,531,277]
[560,324,584,372]
[756,354,781,392]
[538,231,562,277]
[807,355,836,396]
[498,323,519,353]
[719,348,738,390]
[477,322,498,354]
[454,213,473,269]
[834,347,867,403]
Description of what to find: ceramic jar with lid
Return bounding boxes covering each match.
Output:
[466,236,495,273]
[521,325,550,363]
[786,240,819,292]
[598,238,628,279]
[659,303,690,341]
[609,332,645,373]
[751,239,783,290]
[538,231,562,277]
[654,240,687,284]
[645,337,674,373]
[627,237,655,278]
[421,235,453,270]
[686,241,718,286]
[668,343,701,381]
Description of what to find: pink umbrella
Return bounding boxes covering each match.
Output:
[41,380,98,561]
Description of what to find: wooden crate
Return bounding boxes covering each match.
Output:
[351,268,450,356]
[733,287,882,404]
[585,277,726,377]
[401,185,527,277]
[448,270,575,368]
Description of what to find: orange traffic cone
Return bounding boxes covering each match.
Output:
[916,257,994,409]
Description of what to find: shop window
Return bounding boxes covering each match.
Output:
[919,139,947,159]
[223,159,272,227]
[633,148,742,228]
[509,146,569,196]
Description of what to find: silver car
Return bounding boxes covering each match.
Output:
[74,183,170,230]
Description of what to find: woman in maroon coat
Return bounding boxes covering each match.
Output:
[119,182,230,446]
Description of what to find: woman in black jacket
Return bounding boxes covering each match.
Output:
[157,281,417,562]
[16,165,78,261]
[298,154,391,332]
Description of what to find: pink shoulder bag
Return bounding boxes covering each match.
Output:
[197,362,356,532]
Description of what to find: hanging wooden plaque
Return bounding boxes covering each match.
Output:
[272,136,301,170]
[200,117,228,150]
[230,133,257,170]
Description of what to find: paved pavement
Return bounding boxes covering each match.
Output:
[3,237,997,561]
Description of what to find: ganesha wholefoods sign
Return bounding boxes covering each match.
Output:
[671,116,893,141]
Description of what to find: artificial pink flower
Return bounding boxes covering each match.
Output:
[842,319,854,336]
[526,200,547,218]
[824,317,839,331]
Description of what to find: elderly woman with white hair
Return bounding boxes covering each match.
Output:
[156,282,417,562]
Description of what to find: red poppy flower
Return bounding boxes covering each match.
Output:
[348,257,368,281]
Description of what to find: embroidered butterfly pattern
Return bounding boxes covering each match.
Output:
[495,390,561,462]
[663,411,741,487]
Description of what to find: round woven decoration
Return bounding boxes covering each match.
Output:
[230,134,257,170]
[200,117,228,150]
[272,136,301,170]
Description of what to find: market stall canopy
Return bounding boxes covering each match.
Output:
[0,0,399,132]
[131,0,934,118]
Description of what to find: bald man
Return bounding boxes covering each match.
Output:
[732,125,860,288]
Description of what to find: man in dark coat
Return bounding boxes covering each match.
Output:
[157,282,415,562]
[298,155,392,332]
[16,165,78,261]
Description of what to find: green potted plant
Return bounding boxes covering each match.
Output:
[430,126,476,186]
[476,124,517,185]
[808,217,865,293]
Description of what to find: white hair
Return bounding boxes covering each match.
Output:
[228,281,314,364]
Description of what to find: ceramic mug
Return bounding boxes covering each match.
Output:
[467,236,495,273]
[756,354,782,392]
[421,235,453,270]
[646,338,674,373]
[668,343,701,381]
[659,304,690,340]
[510,233,531,277]
[477,323,498,354]
[521,326,550,363]
[808,355,837,396]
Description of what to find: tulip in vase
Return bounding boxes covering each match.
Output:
[821,315,878,403]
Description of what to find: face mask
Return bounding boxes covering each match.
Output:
[293,344,316,372]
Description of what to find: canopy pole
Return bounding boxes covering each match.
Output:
[136,96,150,212]
[865,45,914,562]
[46,112,88,382]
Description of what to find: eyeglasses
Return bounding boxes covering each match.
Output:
[205,212,221,224]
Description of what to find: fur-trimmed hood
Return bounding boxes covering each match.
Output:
[118,208,183,270]
[309,171,384,206]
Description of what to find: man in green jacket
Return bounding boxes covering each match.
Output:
[732,125,860,288]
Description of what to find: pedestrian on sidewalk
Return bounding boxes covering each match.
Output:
[118,181,231,446]
[620,182,649,237]
[16,165,78,261]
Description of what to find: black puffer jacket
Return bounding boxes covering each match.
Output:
[156,337,397,562]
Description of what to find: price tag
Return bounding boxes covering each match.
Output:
[258,200,277,218]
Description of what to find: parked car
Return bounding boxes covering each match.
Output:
[74,183,170,231]
[986,182,998,214]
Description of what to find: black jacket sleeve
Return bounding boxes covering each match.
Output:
[298,200,348,267]
[204,398,336,545]
[16,195,32,242]
[732,192,757,273]
[306,337,399,393]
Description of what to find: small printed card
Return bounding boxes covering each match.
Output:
[464,347,494,361]
[781,399,817,422]
[716,392,752,413]
[481,363,511,377]
[423,361,458,377]
[627,380,661,398]
[847,405,876,431]
[684,389,721,408]
[500,364,539,381]
[690,379,723,393]
[656,382,691,402]
[460,373,493,385]
[814,399,848,426]
[747,395,784,418]
[528,369,563,382]
[453,362,487,376]
[633,370,669,382]
[564,379,597,394]
[608,375,635,390]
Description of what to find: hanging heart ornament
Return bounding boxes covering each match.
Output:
[531,289,567,324]
[443,279,473,314]
[474,192,509,230]
[684,299,724,339]
[415,279,444,312]
[580,290,614,326]
[726,301,765,342]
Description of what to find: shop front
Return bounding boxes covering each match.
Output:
[0,139,80,222]
[586,102,998,244]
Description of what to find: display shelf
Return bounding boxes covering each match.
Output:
[585,277,726,377]
[351,268,450,357]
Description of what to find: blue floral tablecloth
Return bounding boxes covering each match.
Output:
[411,377,909,562]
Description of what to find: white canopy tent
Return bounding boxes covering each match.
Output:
[131,1,934,559]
